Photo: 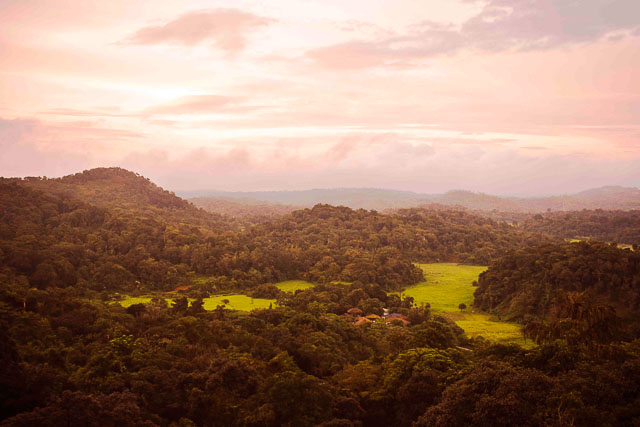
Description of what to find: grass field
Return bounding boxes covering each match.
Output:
[403,263,487,313]
[445,312,529,346]
[275,280,315,292]
[202,294,275,310]
[117,296,153,307]
[402,263,530,347]
[116,294,275,311]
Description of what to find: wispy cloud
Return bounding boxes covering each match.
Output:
[123,8,276,54]
[1,1,639,193]
[308,0,640,69]
[145,95,264,115]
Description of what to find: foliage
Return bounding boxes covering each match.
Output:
[2,169,640,426]
[401,263,526,346]
[520,209,640,245]
[474,242,640,328]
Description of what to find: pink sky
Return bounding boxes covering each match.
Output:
[1,0,639,195]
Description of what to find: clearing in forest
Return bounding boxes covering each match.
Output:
[275,280,315,292]
[117,296,152,307]
[403,263,529,347]
[202,294,275,310]
[116,294,275,311]
[403,263,487,312]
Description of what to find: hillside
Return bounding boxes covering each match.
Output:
[474,242,640,332]
[0,169,234,292]
[184,188,426,211]
[190,196,297,220]
[520,210,640,245]
[425,187,640,212]
[2,168,640,427]
[0,168,557,295]
[22,168,192,210]
[182,185,640,213]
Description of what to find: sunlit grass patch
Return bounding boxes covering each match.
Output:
[402,263,487,313]
[202,294,275,311]
[397,263,530,347]
[116,294,275,311]
[275,280,315,293]
[330,281,352,286]
[447,312,532,347]
[116,296,152,307]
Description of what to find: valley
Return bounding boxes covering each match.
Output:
[1,168,640,426]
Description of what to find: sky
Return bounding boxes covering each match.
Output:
[0,0,639,195]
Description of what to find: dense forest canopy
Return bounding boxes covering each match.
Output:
[475,242,640,340]
[190,197,297,221]
[519,210,640,246]
[2,168,640,426]
[0,168,555,294]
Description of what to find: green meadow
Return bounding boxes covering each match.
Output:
[445,312,529,346]
[116,294,275,311]
[117,296,152,307]
[403,263,530,347]
[275,280,315,292]
[202,294,275,311]
[403,263,487,313]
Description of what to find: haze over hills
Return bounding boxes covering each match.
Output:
[189,196,298,220]
[186,185,640,214]
[182,188,423,211]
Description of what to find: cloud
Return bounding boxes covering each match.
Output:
[308,0,640,69]
[40,108,137,118]
[123,9,275,54]
[324,133,394,161]
[0,118,93,177]
[3,116,638,195]
[0,117,38,143]
[462,0,640,50]
[118,139,639,195]
[307,23,463,69]
[0,116,146,177]
[145,95,263,115]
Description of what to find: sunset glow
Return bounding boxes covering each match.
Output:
[1,0,639,194]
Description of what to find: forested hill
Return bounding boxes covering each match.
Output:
[185,185,640,213]
[428,186,640,212]
[255,205,552,266]
[519,210,640,246]
[184,188,424,211]
[190,196,297,221]
[0,170,232,291]
[474,242,640,331]
[16,167,195,211]
[0,168,553,294]
[4,169,640,426]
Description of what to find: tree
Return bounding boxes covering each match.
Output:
[126,303,146,317]
[171,296,189,314]
[458,303,466,311]
[188,298,205,315]
[416,362,556,427]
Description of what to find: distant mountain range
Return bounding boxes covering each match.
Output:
[184,186,640,214]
